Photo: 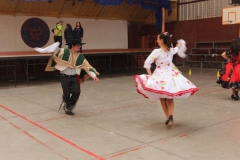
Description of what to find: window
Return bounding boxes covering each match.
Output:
[178,0,230,21]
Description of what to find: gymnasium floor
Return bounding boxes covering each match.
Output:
[0,67,239,160]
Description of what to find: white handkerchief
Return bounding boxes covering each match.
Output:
[34,42,60,53]
[177,39,187,58]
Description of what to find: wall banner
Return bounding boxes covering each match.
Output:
[21,17,50,48]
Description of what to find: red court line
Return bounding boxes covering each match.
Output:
[0,104,105,160]
[36,106,132,123]
[35,88,225,123]
[105,146,147,159]
[78,105,132,116]
[0,115,69,160]
[197,88,226,95]
[35,115,68,123]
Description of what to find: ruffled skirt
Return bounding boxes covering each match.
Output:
[216,61,240,89]
[134,71,199,100]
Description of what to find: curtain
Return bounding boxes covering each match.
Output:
[95,0,172,32]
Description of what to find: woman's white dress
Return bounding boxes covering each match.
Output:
[134,47,198,100]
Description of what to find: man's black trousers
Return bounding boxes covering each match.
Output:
[60,75,80,110]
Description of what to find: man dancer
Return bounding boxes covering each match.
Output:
[35,39,99,115]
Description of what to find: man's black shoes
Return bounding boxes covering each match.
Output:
[65,110,74,115]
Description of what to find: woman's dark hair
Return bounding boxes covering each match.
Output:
[172,41,176,47]
[230,38,240,56]
[76,22,82,27]
[66,23,72,30]
[159,32,172,50]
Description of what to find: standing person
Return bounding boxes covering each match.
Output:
[64,23,74,49]
[53,22,58,43]
[54,20,63,48]
[134,32,199,127]
[73,22,84,53]
[34,39,100,115]
[216,38,240,100]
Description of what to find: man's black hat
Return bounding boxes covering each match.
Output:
[65,39,85,45]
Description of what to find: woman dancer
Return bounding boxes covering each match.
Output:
[73,22,84,53]
[134,32,199,127]
[216,38,240,100]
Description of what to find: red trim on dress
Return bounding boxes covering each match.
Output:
[134,75,199,99]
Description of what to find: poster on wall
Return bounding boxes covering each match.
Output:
[21,17,50,48]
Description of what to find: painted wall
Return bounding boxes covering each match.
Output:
[127,22,142,48]
[166,17,239,53]
[135,17,239,52]
[1,15,238,52]
[0,15,128,51]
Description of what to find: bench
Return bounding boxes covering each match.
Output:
[183,53,227,68]
[183,60,227,68]
[187,54,223,61]
[185,41,231,68]
[191,48,227,55]
[194,41,231,48]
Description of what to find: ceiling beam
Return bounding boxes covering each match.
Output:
[144,11,154,24]
[130,6,140,21]
[59,0,68,18]
[14,0,21,17]
[178,0,209,5]
[96,6,106,20]
[125,0,166,6]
